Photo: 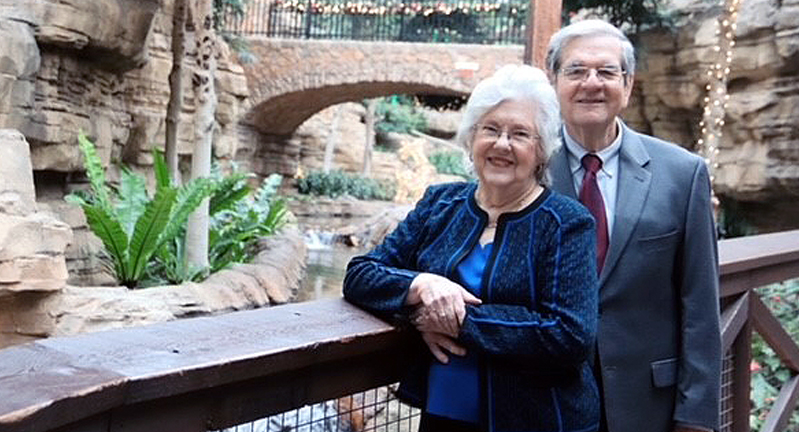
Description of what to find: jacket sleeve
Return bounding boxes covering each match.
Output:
[458,212,599,369]
[342,186,440,319]
[672,159,721,431]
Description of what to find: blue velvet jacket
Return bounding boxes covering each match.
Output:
[344,182,600,432]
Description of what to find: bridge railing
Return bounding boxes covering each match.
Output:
[218,0,528,44]
[0,230,798,432]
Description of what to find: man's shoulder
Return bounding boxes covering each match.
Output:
[626,129,703,171]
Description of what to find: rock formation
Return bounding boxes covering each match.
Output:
[625,0,799,231]
[0,130,72,347]
[0,0,250,282]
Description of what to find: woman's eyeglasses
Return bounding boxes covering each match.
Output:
[475,123,539,147]
[559,65,626,82]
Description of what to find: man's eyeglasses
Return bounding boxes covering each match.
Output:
[474,123,539,146]
[559,65,627,83]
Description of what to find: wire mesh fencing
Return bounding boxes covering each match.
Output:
[215,384,421,432]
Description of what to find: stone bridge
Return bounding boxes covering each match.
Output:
[241,38,524,135]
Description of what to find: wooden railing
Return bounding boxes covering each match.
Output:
[0,230,798,432]
[719,230,799,432]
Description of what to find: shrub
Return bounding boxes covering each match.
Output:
[374,95,427,136]
[297,170,396,201]
[428,150,472,179]
[144,171,289,286]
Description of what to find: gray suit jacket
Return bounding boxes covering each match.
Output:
[549,122,721,432]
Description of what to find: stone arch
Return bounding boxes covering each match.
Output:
[241,38,523,135]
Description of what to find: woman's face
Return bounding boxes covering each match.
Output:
[471,99,540,191]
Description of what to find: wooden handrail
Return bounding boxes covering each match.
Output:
[0,299,416,432]
[0,230,798,432]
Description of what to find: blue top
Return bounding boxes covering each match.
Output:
[426,242,493,423]
[343,183,600,432]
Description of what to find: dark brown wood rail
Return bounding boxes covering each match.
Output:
[0,299,416,432]
[0,229,798,432]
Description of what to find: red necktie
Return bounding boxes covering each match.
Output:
[580,154,608,273]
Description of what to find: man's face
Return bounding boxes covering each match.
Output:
[553,35,633,134]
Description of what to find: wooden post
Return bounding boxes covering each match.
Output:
[523,0,562,67]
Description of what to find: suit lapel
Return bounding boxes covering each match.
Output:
[600,124,652,285]
[549,145,577,199]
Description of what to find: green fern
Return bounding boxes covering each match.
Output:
[116,167,149,235]
[77,131,113,212]
[209,171,251,215]
[67,134,213,288]
[126,187,178,286]
[81,203,130,278]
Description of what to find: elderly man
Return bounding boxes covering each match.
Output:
[546,20,721,432]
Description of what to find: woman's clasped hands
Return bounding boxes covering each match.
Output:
[405,273,482,364]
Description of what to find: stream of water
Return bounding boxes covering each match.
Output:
[298,231,366,302]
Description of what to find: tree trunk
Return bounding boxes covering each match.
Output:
[186,0,217,270]
[165,0,188,185]
[322,105,342,174]
[362,99,376,177]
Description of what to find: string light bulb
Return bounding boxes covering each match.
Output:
[697,0,741,207]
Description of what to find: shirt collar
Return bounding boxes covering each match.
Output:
[563,118,623,178]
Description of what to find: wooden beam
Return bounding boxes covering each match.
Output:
[719,230,799,298]
[720,292,749,352]
[524,0,562,67]
[760,375,799,432]
[0,299,415,432]
[751,293,799,372]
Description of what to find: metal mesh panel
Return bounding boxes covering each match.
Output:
[215,384,420,432]
[720,349,735,432]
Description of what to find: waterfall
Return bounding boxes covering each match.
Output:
[304,229,338,250]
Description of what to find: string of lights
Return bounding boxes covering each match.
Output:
[270,0,526,16]
[698,0,740,190]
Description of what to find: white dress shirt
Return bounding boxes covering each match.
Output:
[563,119,623,241]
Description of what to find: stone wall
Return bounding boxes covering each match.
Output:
[0,0,250,284]
[624,0,799,231]
[0,130,306,349]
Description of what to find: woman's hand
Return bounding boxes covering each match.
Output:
[421,331,466,364]
[406,273,482,337]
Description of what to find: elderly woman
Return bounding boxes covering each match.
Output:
[343,65,599,432]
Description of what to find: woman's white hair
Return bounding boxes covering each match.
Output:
[454,64,560,184]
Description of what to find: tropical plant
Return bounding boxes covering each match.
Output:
[208,173,288,273]
[66,133,215,288]
[144,172,289,286]
[297,170,396,201]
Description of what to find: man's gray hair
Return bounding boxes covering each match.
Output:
[545,19,636,77]
[454,64,560,184]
